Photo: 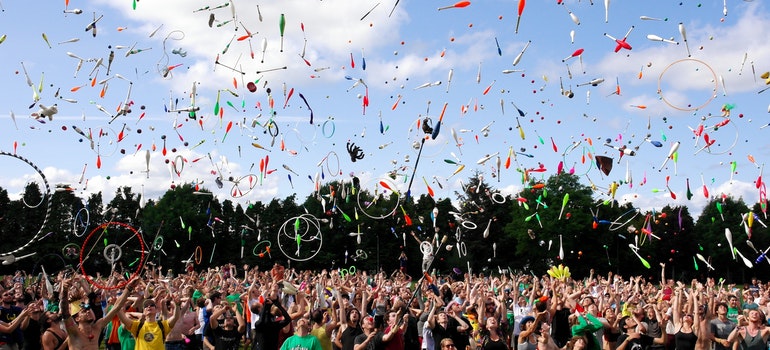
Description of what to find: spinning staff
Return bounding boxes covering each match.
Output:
[405,103,448,200]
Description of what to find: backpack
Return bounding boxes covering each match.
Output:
[134,319,167,341]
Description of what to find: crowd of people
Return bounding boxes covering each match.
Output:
[1,260,770,350]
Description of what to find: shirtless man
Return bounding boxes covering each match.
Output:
[59,277,136,350]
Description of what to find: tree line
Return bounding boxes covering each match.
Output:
[0,172,766,283]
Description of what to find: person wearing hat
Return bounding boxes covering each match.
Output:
[59,277,136,350]
[517,312,545,350]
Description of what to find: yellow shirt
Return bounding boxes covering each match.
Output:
[311,325,333,350]
[128,319,170,350]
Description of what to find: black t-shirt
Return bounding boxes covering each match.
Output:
[449,316,471,350]
[354,332,385,350]
[212,326,245,350]
[550,308,571,348]
[404,315,420,350]
[481,334,509,350]
[23,318,42,349]
[0,305,23,345]
[431,322,453,350]
[617,333,655,350]
[341,325,364,350]
[644,318,664,350]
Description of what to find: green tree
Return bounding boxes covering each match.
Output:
[448,171,514,276]
[694,196,752,282]
[504,173,597,277]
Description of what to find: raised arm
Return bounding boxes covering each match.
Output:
[672,286,682,330]
[692,287,702,337]
[0,304,32,333]
[100,279,138,327]
[167,296,185,329]
[59,279,80,336]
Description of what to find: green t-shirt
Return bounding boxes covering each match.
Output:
[281,334,323,350]
[117,324,137,350]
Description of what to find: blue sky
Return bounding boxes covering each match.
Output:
[0,0,768,220]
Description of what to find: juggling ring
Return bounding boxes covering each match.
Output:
[291,123,318,150]
[91,125,119,157]
[420,241,433,256]
[153,236,164,250]
[0,151,53,257]
[340,266,356,278]
[194,246,202,265]
[62,243,81,260]
[608,208,642,231]
[692,115,739,156]
[352,249,368,261]
[356,177,402,219]
[489,191,506,204]
[322,119,335,138]
[156,30,186,78]
[252,240,272,258]
[657,58,718,112]
[276,214,323,262]
[266,119,280,138]
[460,219,477,230]
[73,207,90,237]
[20,178,46,209]
[319,151,342,177]
[103,244,122,264]
[228,174,259,198]
[172,155,185,176]
[31,253,68,278]
[79,222,145,290]
[562,144,594,177]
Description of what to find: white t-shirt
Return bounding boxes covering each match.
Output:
[512,304,532,336]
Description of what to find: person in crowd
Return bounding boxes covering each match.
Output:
[615,313,668,350]
[40,306,68,350]
[726,310,770,350]
[207,300,246,350]
[59,277,135,350]
[281,316,323,350]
